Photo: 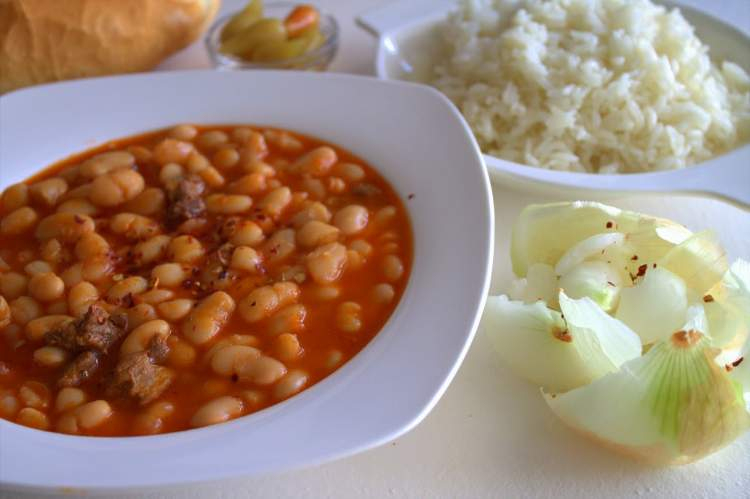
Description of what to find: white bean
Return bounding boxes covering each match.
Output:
[157,299,194,322]
[151,263,190,288]
[182,291,235,345]
[273,370,308,400]
[33,346,69,368]
[238,282,299,323]
[55,387,87,413]
[190,396,243,428]
[306,242,347,284]
[76,400,113,429]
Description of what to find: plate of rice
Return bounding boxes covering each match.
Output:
[358,0,750,207]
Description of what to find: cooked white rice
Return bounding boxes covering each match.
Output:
[426,0,750,173]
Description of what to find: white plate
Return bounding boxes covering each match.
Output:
[0,70,493,493]
[358,0,750,208]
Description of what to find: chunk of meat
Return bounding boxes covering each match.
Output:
[45,304,128,388]
[105,352,174,405]
[44,321,78,350]
[58,351,100,387]
[167,176,206,227]
[74,304,128,353]
[146,335,170,364]
[45,304,127,354]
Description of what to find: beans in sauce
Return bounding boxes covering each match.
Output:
[0,125,412,435]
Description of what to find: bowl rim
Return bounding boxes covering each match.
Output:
[205,2,339,70]
[0,70,494,492]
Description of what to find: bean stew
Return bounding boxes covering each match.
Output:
[0,125,412,435]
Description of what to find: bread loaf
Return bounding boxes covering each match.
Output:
[0,0,221,93]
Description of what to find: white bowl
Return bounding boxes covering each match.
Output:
[0,70,493,493]
[357,0,750,208]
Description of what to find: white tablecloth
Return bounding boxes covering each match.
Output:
[8,1,750,497]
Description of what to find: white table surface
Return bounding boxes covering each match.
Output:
[5,1,750,498]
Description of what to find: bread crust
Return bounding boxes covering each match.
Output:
[0,0,221,93]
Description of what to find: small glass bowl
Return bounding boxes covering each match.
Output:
[205,2,339,71]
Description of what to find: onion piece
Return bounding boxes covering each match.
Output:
[659,230,728,296]
[555,232,625,276]
[545,321,750,465]
[705,259,750,365]
[615,266,688,345]
[730,340,750,411]
[511,201,692,277]
[558,291,641,369]
[482,292,640,393]
[509,263,558,307]
[559,260,622,312]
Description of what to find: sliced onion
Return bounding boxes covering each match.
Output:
[559,260,622,312]
[555,232,625,276]
[615,266,688,345]
[659,230,728,296]
[511,202,692,277]
[558,291,641,369]
[482,293,639,393]
[730,343,749,411]
[705,259,750,352]
[721,261,750,401]
[545,327,750,465]
[683,304,708,334]
[731,291,750,411]
[509,263,558,306]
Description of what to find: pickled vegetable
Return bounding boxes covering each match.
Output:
[220,0,263,41]
[220,1,326,64]
[221,19,286,58]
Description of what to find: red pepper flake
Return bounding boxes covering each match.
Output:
[636,264,648,278]
[652,263,657,268]
[408,193,415,200]
[631,255,638,261]
[724,359,742,372]
[703,294,715,303]
[606,221,613,229]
